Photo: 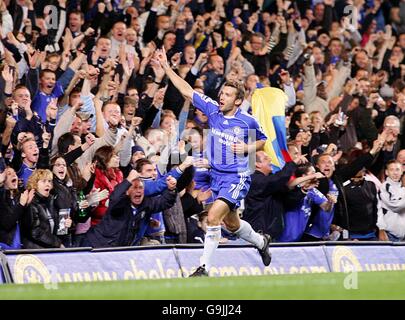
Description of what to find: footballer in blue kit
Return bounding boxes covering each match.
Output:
[156,47,272,277]
[192,91,267,208]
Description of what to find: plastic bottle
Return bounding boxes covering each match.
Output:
[78,191,87,218]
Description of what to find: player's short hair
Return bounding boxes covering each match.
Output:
[223,80,245,101]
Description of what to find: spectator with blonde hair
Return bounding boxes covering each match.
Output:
[19,169,71,249]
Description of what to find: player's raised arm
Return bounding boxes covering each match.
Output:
[155,47,194,101]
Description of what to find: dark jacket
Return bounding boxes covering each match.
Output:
[243,162,297,239]
[343,180,378,234]
[19,193,62,249]
[323,152,377,230]
[0,188,20,246]
[52,177,77,214]
[85,180,177,248]
[163,194,187,243]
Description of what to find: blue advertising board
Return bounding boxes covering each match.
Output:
[6,249,182,284]
[3,244,405,285]
[175,246,330,277]
[324,245,405,272]
[0,265,4,284]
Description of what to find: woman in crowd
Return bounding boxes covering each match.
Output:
[91,146,123,226]
[0,166,22,249]
[19,169,72,249]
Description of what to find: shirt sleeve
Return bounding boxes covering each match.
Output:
[53,81,64,98]
[251,118,267,141]
[308,188,328,205]
[192,91,218,117]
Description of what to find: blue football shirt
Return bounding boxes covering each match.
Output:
[278,188,327,242]
[17,163,35,187]
[32,82,64,123]
[305,180,339,239]
[192,91,267,174]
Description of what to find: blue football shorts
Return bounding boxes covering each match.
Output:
[210,171,251,209]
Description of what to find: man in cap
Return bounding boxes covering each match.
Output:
[120,145,146,177]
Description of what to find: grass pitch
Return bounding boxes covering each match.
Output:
[0,271,404,300]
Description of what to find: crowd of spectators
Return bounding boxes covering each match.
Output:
[1,0,405,250]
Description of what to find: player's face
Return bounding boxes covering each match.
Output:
[219,86,240,115]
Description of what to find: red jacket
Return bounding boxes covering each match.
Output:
[91,167,123,226]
